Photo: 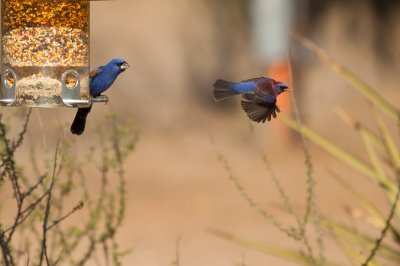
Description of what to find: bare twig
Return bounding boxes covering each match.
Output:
[47,201,84,231]
[39,141,60,266]
[12,109,32,151]
[218,153,300,240]
[172,236,182,266]
[0,121,26,244]
[0,232,14,266]
[23,174,47,198]
[76,237,96,266]
[247,122,303,233]
[287,57,324,265]
[361,170,400,266]
[4,191,48,234]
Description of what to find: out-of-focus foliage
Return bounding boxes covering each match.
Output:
[0,111,138,266]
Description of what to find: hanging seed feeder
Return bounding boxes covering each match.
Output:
[0,0,94,107]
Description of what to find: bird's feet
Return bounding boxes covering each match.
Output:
[92,95,109,105]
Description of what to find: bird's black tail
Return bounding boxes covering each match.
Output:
[70,106,92,135]
[213,79,238,101]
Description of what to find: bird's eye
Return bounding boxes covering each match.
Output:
[119,62,130,70]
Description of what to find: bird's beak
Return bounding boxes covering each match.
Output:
[279,82,288,91]
[120,62,130,71]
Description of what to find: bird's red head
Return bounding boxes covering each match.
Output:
[272,80,288,95]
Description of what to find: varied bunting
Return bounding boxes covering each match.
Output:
[213,77,288,123]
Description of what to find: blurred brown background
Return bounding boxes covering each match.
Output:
[4,0,400,265]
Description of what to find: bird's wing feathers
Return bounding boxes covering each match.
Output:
[241,92,279,123]
[240,77,274,85]
[240,77,264,83]
[242,89,275,103]
[241,99,280,123]
[89,66,104,81]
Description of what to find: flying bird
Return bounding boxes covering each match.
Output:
[70,58,129,135]
[213,77,288,123]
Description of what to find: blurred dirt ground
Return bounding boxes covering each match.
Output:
[1,0,400,265]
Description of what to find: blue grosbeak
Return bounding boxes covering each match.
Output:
[213,77,288,123]
[71,58,129,135]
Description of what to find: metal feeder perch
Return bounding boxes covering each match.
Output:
[0,0,104,108]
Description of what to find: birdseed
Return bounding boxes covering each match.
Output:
[3,27,88,67]
[2,0,89,32]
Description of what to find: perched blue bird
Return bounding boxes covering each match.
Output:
[70,58,129,135]
[213,77,288,123]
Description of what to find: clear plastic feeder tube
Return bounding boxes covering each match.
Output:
[1,0,90,107]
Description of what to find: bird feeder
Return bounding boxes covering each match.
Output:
[0,0,90,107]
